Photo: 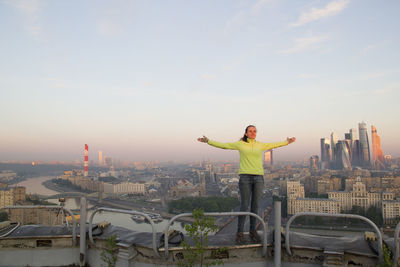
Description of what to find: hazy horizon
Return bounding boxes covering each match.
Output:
[1,0,399,162]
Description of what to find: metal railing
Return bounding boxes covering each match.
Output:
[393,221,400,267]
[88,207,160,257]
[163,211,268,258]
[2,205,77,245]
[285,212,383,264]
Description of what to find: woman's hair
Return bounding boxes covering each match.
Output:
[240,125,256,142]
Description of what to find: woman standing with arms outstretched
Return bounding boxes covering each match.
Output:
[198,125,295,244]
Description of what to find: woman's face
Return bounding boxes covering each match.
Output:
[246,126,257,139]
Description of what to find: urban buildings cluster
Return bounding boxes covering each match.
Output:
[286,175,400,224]
[0,184,26,208]
[317,122,388,171]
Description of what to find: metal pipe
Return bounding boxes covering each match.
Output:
[274,200,281,267]
[0,222,20,237]
[80,197,87,267]
[87,207,160,258]
[393,221,400,267]
[163,211,268,258]
[285,212,383,264]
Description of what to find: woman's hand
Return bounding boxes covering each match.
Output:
[287,137,296,144]
[197,135,209,143]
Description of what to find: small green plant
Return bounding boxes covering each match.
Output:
[377,242,393,267]
[100,234,118,267]
[178,209,226,267]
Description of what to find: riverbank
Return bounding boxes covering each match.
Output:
[42,179,198,224]
[42,179,89,194]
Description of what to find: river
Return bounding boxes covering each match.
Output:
[17,176,185,233]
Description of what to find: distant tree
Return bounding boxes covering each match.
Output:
[305,192,328,198]
[0,211,8,222]
[365,206,383,227]
[98,176,119,183]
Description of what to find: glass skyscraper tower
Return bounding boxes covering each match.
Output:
[358,122,371,167]
[371,125,384,169]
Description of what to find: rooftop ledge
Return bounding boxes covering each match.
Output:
[0,223,389,267]
[0,205,398,267]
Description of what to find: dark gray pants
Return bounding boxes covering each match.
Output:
[237,174,264,233]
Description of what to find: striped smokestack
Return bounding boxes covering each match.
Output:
[84,144,89,177]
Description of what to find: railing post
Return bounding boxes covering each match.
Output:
[393,221,400,267]
[274,200,281,267]
[80,197,87,267]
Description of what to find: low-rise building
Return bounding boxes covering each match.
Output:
[103,182,146,195]
[288,198,340,214]
[382,200,400,224]
[7,207,63,225]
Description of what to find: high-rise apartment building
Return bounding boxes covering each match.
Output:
[358,122,371,167]
[371,125,384,170]
[286,181,305,199]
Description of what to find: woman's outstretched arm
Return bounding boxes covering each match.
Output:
[261,137,296,151]
[197,135,239,150]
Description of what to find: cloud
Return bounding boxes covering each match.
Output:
[97,18,124,36]
[279,35,328,54]
[360,40,390,55]
[251,0,271,14]
[224,10,246,34]
[297,73,318,79]
[201,74,214,81]
[372,83,399,95]
[357,69,400,80]
[225,0,274,34]
[291,0,349,27]
[360,44,377,55]
[4,0,44,39]
[94,1,134,37]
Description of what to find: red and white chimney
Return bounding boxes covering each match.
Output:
[84,144,89,177]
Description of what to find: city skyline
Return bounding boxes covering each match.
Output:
[1,1,399,162]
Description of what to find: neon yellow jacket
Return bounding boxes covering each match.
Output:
[207,139,288,175]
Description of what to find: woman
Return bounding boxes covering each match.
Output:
[197,125,295,244]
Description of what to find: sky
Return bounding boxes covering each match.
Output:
[0,0,399,163]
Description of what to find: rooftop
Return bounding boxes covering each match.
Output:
[1,205,397,267]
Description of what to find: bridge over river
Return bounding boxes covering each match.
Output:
[41,191,100,200]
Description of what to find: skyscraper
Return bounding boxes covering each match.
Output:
[330,132,339,163]
[320,138,330,169]
[264,150,273,166]
[334,141,352,170]
[98,151,103,166]
[349,128,356,143]
[358,122,371,167]
[309,155,319,171]
[371,125,384,169]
